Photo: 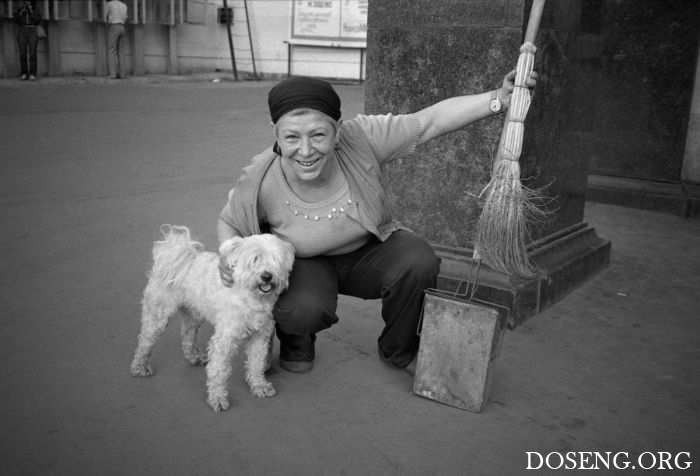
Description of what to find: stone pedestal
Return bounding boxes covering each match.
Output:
[365,0,610,325]
[434,223,610,328]
[587,174,700,218]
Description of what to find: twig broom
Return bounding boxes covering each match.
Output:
[474,0,547,278]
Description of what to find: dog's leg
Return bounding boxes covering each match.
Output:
[205,325,243,412]
[264,329,275,373]
[245,323,277,398]
[180,309,207,366]
[130,289,177,377]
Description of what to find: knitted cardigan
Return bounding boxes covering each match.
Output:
[219,114,422,241]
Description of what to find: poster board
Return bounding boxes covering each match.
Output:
[291,0,368,48]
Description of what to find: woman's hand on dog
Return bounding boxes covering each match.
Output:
[218,256,234,287]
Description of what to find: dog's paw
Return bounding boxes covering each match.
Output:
[130,363,154,377]
[207,395,231,412]
[250,382,276,398]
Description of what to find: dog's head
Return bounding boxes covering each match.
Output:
[219,234,295,297]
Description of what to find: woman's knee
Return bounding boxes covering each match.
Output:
[273,290,338,335]
[412,243,441,276]
[391,233,441,283]
[274,257,340,334]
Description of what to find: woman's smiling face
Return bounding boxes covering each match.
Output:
[274,109,340,184]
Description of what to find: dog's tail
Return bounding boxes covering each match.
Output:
[150,225,205,287]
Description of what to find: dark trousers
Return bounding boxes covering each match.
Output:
[17,27,38,76]
[273,230,440,368]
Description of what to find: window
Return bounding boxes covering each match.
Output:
[2,0,188,23]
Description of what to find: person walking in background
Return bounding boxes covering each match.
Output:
[13,0,41,81]
[106,0,128,79]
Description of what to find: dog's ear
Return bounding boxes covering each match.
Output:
[219,236,243,259]
[282,240,296,271]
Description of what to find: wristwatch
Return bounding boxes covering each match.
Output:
[489,90,503,114]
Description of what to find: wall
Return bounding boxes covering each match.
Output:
[586,0,700,184]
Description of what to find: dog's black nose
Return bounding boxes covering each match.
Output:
[261,271,272,282]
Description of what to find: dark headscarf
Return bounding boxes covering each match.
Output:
[268,76,341,124]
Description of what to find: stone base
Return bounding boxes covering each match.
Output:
[587,174,700,218]
[433,223,611,328]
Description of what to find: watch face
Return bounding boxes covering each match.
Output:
[489,98,502,113]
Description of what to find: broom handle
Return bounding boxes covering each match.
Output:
[524,0,546,44]
[497,0,545,154]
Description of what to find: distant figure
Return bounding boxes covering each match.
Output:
[106,0,128,79]
[13,0,41,81]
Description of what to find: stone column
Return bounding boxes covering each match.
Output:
[365,0,610,326]
[94,22,108,77]
[131,23,144,76]
[1,19,19,78]
[46,20,60,76]
[167,24,178,75]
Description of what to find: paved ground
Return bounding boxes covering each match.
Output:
[1,75,699,475]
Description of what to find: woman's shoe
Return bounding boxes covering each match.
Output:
[28,75,36,81]
[279,358,313,373]
[379,346,417,376]
[277,331,315,373]
[20,74,28,80]
[404,359,417,376]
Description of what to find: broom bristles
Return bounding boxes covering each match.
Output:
[474,158,551,278]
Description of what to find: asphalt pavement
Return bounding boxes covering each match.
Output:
[1,75,698,475]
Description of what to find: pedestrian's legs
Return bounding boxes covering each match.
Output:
[17,29,29,77]
[106,25,121,77]
[334,231,440,368]
[273,257,339,362]
[27,29,38,76]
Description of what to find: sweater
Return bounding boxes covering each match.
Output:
[219,113,422,247]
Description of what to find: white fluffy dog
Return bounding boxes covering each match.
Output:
[130,225,295,412]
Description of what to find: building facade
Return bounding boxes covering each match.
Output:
[0,0,367,80]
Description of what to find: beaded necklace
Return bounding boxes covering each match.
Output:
[276,155,354,222]
[283,198,354,221]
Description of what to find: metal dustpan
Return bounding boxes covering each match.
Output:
[413,261,509,413]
